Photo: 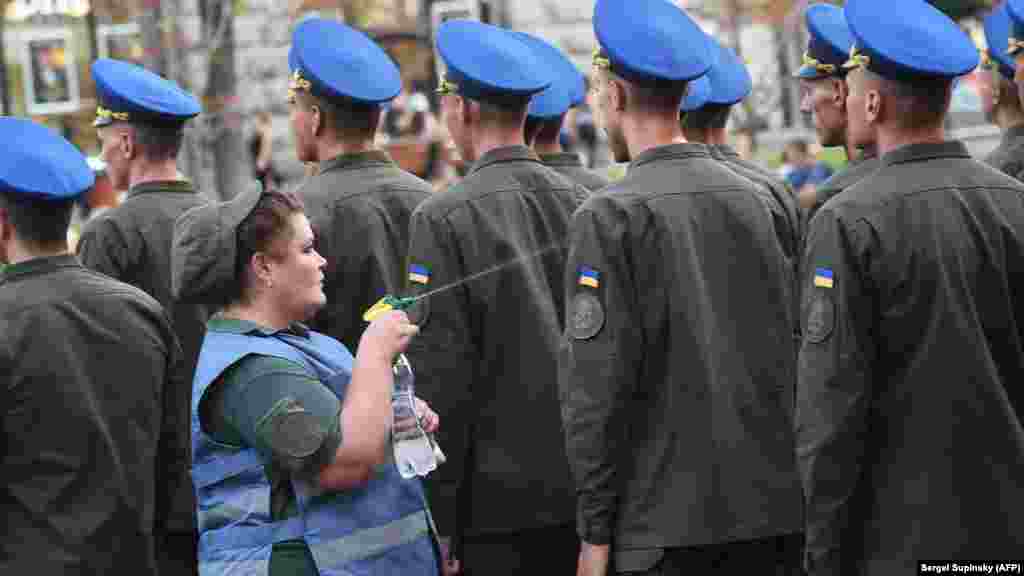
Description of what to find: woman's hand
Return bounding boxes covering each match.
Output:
[392,396,439,438]
[414,397,440,434]
[358,310,418,363]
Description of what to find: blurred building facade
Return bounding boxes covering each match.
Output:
[0,0,1002,201]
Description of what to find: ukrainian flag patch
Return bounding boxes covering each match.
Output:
[813,267,834,289]
[409,264,430,285]
[578,266,600,288]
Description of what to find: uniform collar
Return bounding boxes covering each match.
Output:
[629,142,712,170]
[714,144,741,160]
[539,152,585,168]
[880,141,970,167]
[0,254,80,284]
[468,145,541,175]
[1001,124,1024,146]
[128,179,196,198]
[207,315,311,338]
[318,149,395,175]
[850,148,878,165]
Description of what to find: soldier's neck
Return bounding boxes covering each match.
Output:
[5,237,68,266]
[994,105,1024,133]
[682,127,725,146]
[316,136,375,163]
[128,160,182,189]
[472,125,527,159]
[533,135,562,155]
[624,111,687,158]
[875,123,946,157]
[707,128,727,147]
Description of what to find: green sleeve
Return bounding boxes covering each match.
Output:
[76,216,130,279]
[202,354,343,474]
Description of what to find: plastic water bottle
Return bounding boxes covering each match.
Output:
[392,354,445,478]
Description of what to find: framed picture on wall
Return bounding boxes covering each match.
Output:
[20,28,80,116]
[98,22,145,66]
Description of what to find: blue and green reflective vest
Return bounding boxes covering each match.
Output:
[190,327,439,576]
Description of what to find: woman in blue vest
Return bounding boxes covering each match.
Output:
[172,184,442,575]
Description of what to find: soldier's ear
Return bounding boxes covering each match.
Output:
[462,97,477,126]
[119,127,135,161]
[611,77,627,112]
[833,77,849,109]
[866,88,882,125]
[310,103,324,137]
[0,205,10,254]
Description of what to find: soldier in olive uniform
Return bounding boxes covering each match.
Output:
[798,0,1024,573]
[682,36,802,263]
[563,1,803,574]
[979,4,1024,180]
[0,118,187,574]
[795,3,880,222]
[75,58,207,576]
[404,19,586,576]
[1009,0,1024,107]
[682,37,803,348]
[519,31,610,193]
[287,18,432,353]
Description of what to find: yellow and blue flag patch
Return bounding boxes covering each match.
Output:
[578,266,600,288]
[409,264,430,285]
[813,267,834,289]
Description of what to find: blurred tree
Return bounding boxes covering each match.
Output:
[200,0,245,200]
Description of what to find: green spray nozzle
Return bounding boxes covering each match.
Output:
[362,295,418,323]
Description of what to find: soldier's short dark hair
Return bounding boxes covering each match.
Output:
[524,115,564,144]
[681,103,732,131]
[597,68,690,114]
[0,192,75,247]
[297,90,379,140]
[630,77,690,113]
[132,121,186,162]
[875,72,951,130]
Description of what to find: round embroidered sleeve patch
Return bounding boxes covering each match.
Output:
[570,292,605,340]
[805,292,835,344]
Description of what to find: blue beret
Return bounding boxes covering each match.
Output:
[704,37,752,106]
[514,32,585,120]
[842,0,978,80]
[795,3,855,79]
[984,4,1016,80]
[593,0,711,85]
[436,20,551,106]
[289,18,401,105]
[92,58,200,128]
[288,45,299,74]
[0,118,94,201]
[1005,0,1024,57]
[680,75,712,113]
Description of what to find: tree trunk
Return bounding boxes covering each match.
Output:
[773,22,794,128]
[0,1,9,115]
[138,2,168,76]
[201,0,245,201]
